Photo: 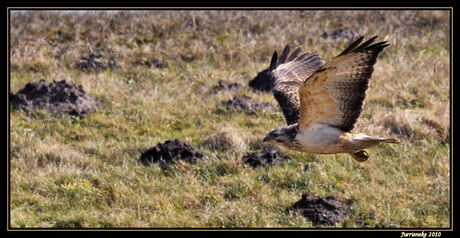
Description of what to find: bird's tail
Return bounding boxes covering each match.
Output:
[382,138,400,144]
[349,136,400,162]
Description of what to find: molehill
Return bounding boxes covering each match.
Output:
[10,79,98,118]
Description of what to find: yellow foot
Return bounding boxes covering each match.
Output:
[350,150,369,162]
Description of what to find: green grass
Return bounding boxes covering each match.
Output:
[9,10,450,228]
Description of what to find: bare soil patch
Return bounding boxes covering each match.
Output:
[288,193,351,226]
[223,95,274,112]
[321,28,357,42]
[140,139,203,165]
[77,53,118,71]
[10,79,98,118]
[242,150,290,168]
[212,80,242,92]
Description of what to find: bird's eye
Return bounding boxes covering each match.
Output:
[275,138,284,143]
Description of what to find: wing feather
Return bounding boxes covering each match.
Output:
[298,36,389,131]
[287,47,302,61]
[277,45,291,65]
[269,45,325,125]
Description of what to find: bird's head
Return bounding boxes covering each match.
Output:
[263,127,290,144]
[263,124,300,148]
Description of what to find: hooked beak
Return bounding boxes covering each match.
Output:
[263,136,271,142]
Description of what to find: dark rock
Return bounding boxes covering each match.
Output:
[288,194,351,226]
[10,79,98,118]
[242,150,290,168]
[140,139,203,165]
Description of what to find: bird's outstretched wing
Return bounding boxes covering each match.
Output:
[298,36,389,131]
[270,45,324,125]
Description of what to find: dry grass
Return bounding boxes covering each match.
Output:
[9,10,450,228]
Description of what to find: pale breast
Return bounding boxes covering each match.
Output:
[294,122,346,154]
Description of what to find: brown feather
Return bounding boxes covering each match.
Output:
[271,50,324,125]
[298,37,389,131]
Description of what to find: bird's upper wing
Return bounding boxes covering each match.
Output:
[298,36,389,131]
[270,45,324,125]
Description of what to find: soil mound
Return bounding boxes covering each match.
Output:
[140,139,203,165]
[248,68,274,92]
[180,54,196,62]
[288,194,351,226]
[322,28,357,42]
[242,150,290,168]
[77,53,118,71]
[10,79,98,118]
[142,58,167,68]
[223,95,274,112]
[212,80,242,92]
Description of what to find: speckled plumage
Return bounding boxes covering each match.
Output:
[264,36,399,162]
[271,46,324,125]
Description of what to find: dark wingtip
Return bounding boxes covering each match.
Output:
[338,35,391,57]
[337,35,365,57]
[352,35,379,52]
[269,51,278,72]
[287,47,302,62]
[368,35,379,43]
[277,44,291,66]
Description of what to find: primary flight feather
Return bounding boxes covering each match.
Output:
[263,36,399,162]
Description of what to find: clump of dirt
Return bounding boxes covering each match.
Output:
[10,79,98,118]
[223,95,274,112]
[180,54,196,62]
[213,80,242,92]
[134,36,156,46]
[248,68,274,92]
[140,139,203,165]
[211,80,243,94]
[288,194,351,226]
[242,150,290,168]
[77,53,118,71]
[143,58,167,68]
[321,28,357,42]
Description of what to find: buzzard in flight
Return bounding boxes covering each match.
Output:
[262,36,399,162]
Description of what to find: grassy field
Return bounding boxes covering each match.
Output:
[9,10,450,228]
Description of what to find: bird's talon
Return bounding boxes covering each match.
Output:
[351,150,369,162]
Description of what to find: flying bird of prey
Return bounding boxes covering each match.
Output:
[262,36,399,162]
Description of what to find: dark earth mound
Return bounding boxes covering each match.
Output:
[248,68,274,92]
[288,193,351,226]
[140,139,203,165]
[212,80,242,92]
[10,79,98,118]
[223,95,274,112]
[242,150,290,168]
[321,28,357,42]
[77,53,118,71]
[142,58,167,69]
[180,54,196,62]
